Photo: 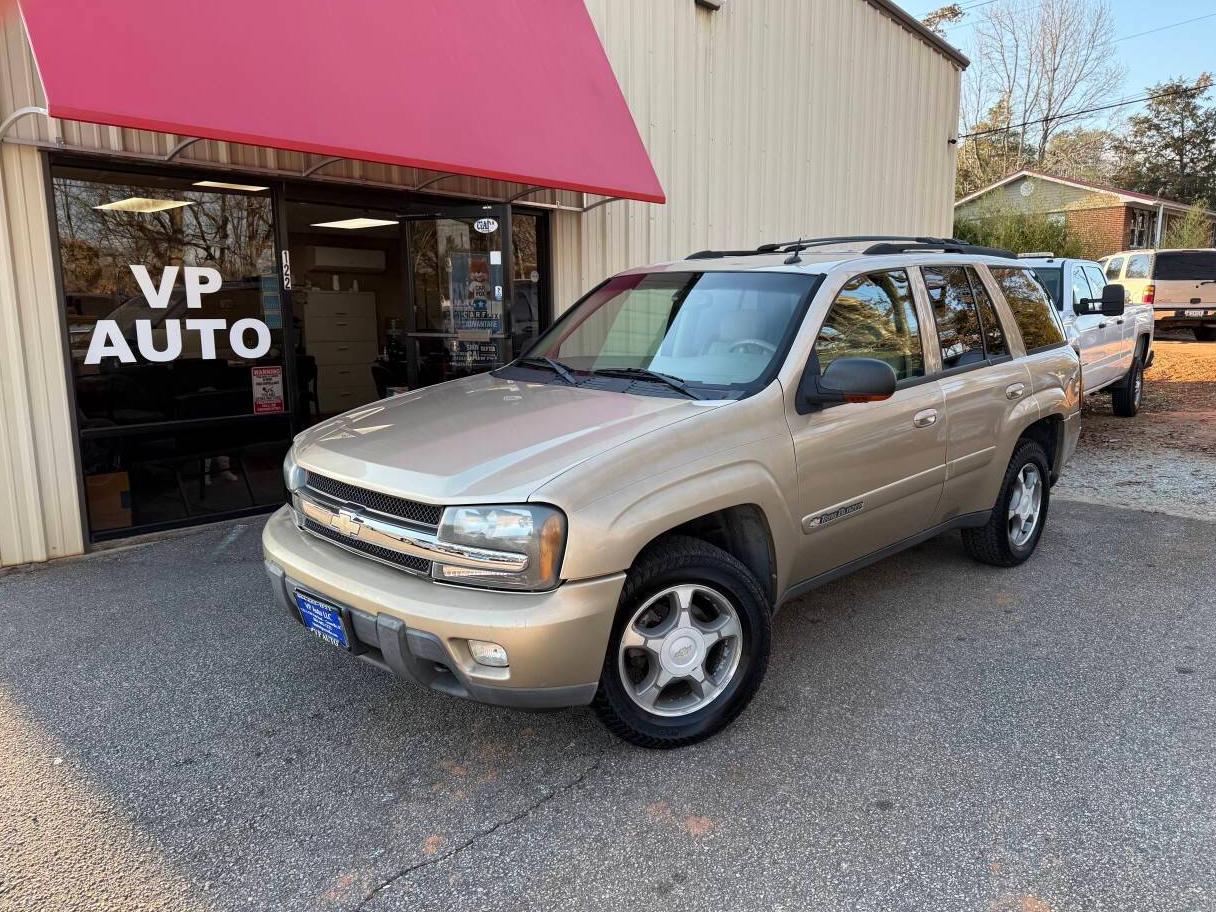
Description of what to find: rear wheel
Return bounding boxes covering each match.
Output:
[962,439,1051,567]
[1111,356,1143,417]
[1196,326,1216,342]
[591,536,770,748]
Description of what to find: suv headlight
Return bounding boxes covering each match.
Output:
[432,505,566,591]
[282,445,306,493]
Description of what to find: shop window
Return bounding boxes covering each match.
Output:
[53,166,290,540]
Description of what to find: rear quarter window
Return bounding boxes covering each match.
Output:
[1153,251,1216,281]
[1104,257,1124,280]
[1125,254,1152,279]
[989,267,1067,352]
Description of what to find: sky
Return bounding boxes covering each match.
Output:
[908,0,1216,120]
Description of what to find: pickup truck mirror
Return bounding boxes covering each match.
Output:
[1078,283,1126,317]
[799,356,897,409]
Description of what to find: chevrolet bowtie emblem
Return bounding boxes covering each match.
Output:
[331,507,365,538]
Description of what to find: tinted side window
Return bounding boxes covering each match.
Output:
[1126,255,1152,279]
[816,270,924,382]
[1105,257,1125,280]
[968,267,1009,357]
[923,266,985,369]
[991,267,1067,351]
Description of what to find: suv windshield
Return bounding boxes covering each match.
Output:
[514,271,816,395]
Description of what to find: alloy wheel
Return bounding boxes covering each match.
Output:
[1007,463,1043,548]
[617,584,743,718]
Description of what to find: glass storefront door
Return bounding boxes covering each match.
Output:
[402,204,516,387]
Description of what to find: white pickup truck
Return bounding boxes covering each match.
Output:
[1018,256,1154,417]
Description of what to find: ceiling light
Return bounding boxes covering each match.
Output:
[192,180,269,192]
[310,217,398,230]
[94,197,194,213]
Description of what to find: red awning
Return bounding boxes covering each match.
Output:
[18,0,665,203]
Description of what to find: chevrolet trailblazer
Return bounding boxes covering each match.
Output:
[263,237,1082,747]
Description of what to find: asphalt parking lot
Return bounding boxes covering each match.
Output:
[2,497,1214,912]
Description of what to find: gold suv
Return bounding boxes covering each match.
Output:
[263,237,1081,747]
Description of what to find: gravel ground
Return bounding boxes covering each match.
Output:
[2,501,1214,912]
[1054,338,1216,520]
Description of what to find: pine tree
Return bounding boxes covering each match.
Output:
[1116,75,1216,204]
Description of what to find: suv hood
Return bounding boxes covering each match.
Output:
[294,372,720,504]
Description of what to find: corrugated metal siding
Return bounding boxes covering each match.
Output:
[0,143,84,566]
[553,0,963,306]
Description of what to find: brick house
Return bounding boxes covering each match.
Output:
[954,170,1216,259]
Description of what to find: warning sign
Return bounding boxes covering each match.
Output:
[252,365,285,414]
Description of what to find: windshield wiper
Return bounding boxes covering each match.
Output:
[515,355,578,385]
[591,367,705,400]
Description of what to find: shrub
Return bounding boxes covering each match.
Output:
[1163,204,1214,249]
[954,203,1084,258]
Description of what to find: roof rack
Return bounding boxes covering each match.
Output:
[863,241,1017,258]
[685,235,1014,261]
[1017,251,1055,258]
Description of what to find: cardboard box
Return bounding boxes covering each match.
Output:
[86,471,132,531]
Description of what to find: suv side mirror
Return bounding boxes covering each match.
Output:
[1078,283,1126,317]
[799,356,897,409]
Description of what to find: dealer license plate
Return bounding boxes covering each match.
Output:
[293,591,350,649]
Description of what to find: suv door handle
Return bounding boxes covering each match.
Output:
[1005,382,1026,400]
[1116,318,1124,324]
[912,408,938,428]
[1098,321,1108,329]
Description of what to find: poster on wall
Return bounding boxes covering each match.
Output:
[251,365,285,414]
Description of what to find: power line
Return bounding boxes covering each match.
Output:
[959,83,1210,140]
[1115,12,1216,42]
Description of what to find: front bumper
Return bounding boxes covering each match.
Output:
[262,505,624,709]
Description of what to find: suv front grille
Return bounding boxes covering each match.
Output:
[302,517,431,575]
[303,471,443,528]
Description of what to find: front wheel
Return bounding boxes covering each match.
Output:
[961,439,1051,567]
[1111,356,1143,417]
[591,536,771,748]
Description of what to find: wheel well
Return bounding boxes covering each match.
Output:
[1019,415,1062,482]
[1134,333,1150,362]
[637,505,777,606]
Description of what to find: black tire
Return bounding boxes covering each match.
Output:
[1111,355,1143,418]
[961,439,1051,567]
[1197,326,1216,342]
[591,535,771,749]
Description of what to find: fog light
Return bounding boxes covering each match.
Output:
[468,640,509,668]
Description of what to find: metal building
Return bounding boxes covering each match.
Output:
[0,0,965,565]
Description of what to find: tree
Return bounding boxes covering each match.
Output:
[1041,127,1120,184]
[958,0,1124,188]
[955,96,1035,197]
[1115,75,1216,205]
[1163,204,1214,249]
[922,4,964,35]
